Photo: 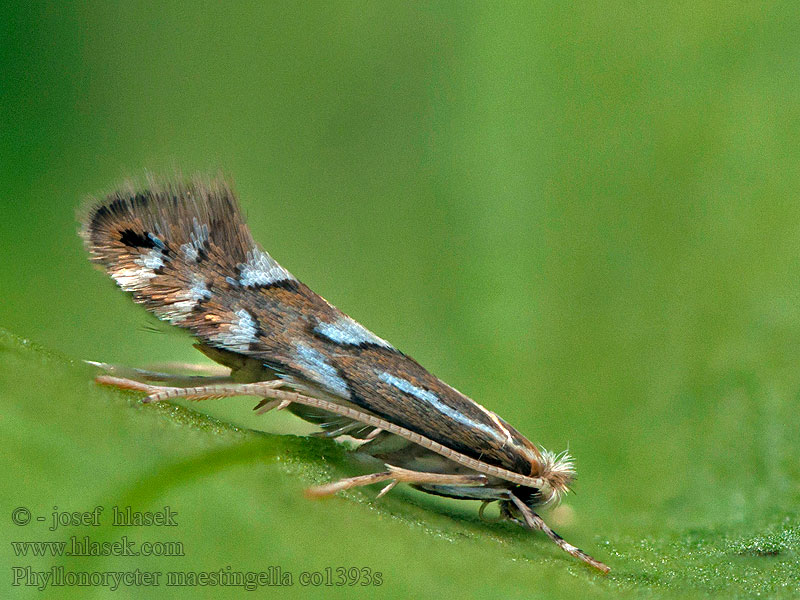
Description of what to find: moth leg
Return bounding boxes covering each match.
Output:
[94,375,285,403]
[305,465,488,498]
[363,427,383,441]
[304,471,396,498]
[478,500,502,523]
[506,493,610,574]
[86,361,233,386]
[145,361,231,376]
[309,421,368,439]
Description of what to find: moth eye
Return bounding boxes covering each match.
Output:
[513,485,543,507]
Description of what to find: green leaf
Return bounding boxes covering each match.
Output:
[2,328,798,599]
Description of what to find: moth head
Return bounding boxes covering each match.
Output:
[536,447,575,504]
[517,448,575,507]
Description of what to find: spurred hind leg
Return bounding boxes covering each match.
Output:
[86,361,232,387]
[305,465,487,499]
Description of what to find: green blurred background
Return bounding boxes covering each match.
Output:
[2,2,800,598]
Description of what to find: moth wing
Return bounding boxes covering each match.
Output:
[82,179,371,432]
[81,175,294,350]
[195,342,372,438]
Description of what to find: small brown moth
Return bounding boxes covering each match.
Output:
[81,175,609,573]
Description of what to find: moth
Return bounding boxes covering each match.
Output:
[80,175,609,573]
